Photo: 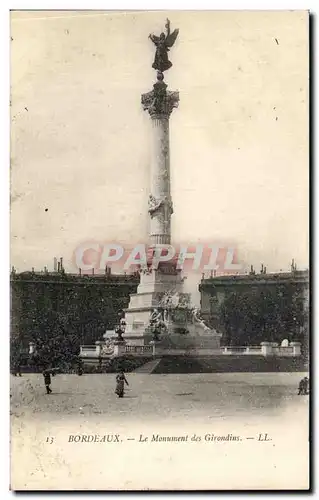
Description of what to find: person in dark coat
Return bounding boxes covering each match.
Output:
[298,378,305,395]
[298,376,310,395]
[115,371,129,398]
[304,376,309,395]
[77,359,83,376]
[13,362,22,377]
[43,370,52,394]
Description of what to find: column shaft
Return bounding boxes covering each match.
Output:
[149,116,171,245]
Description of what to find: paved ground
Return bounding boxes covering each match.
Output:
[11,371,308,422]
[10,372,309,490]
[11,373,303,419]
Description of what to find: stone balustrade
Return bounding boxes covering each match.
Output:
[79,341,302,359]
[260,341,301,357]
[222,346,262,355]
[124,345,153,354]
[79,345,99,357]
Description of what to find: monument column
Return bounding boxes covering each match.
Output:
[123,19,183,343]
[142,72,179,247]
[121,19,222,350]
[142,71,179,246]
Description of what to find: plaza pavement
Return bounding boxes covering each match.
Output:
[10,372,309,490]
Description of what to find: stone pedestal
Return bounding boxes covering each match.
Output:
[149,340,159,356]
[113,340,126,357]
[290,341,301,356]
[124,264,184,344]
[260,342,273,356]
[95,341,103,357]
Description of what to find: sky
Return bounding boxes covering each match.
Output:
[10,10,309,281]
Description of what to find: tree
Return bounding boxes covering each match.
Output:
[30,309,81,370]
[217,285,307,347]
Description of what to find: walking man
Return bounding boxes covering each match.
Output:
[43,369,52,394]
[115,371,129,398]
[13,362,22,377]
[298,376,310,395]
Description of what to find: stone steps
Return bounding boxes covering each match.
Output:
[134,358,162,373]
[152,355,308,374]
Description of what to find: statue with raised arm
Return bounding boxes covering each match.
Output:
[149,19,179,73]
[149,308,167,335]
[192,307,211,332]
[148,194,163,216]
[159,290,173,308]
[150,308,163,324]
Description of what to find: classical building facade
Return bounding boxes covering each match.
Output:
[199,269,309,348]
[10,267,139,348]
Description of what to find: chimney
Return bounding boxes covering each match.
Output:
[92,268,94,275]
[53,257,57,272]
[79,268,82,276]
[57,261,60,272]
[60,257,63,272]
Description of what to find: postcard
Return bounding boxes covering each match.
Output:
[10,10,309,490]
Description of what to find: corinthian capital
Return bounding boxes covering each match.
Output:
[142,81,179,118]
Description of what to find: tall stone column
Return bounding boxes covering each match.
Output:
[123,20,183,345]
[142,73,179,246]
[120,21,222,351]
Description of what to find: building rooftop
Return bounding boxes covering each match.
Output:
[10,268,139,284]
[200,269,309,286]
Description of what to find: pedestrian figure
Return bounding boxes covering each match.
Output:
[43,369,52,394]
[13,362,22,377]
[298,378,305,395]
[298,376,309,395]
[304,376,309,395]
[115,371,129,398]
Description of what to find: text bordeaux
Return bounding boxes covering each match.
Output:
[68,434,121,443]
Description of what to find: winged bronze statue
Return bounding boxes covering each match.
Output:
[149,19,179,72]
